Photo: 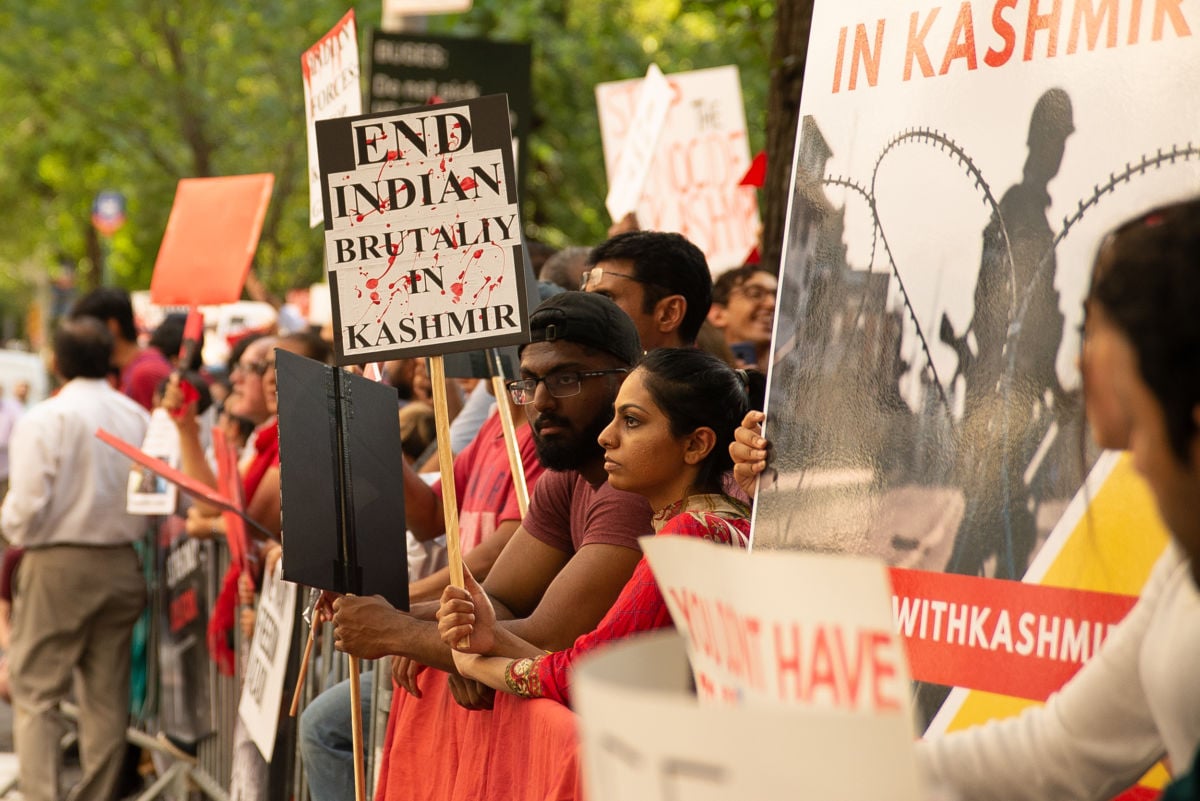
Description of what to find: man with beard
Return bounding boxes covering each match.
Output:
[330,292,651,795]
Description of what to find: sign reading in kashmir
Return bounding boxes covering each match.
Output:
[316,94,530,365]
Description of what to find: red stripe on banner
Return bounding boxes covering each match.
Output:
[888,568,1138,701]
[1115,784,1162,801]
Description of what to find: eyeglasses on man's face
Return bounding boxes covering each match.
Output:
[505,369,628,405]
[731,283,776,304]
[579,266,654,292]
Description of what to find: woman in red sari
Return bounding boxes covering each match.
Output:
[437,348,763,706]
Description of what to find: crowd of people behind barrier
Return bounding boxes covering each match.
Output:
[3,197,1200,801]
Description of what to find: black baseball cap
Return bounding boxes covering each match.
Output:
[522,291,642,367]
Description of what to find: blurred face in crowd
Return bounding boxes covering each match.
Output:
[1086,303,1200,580]
[711,270,777,350]
[1080,300,1132,451]
[227,338,274,425]
[582,259,658,350]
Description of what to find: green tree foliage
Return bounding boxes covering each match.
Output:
[0,0,773,331]
[426,0,774,248]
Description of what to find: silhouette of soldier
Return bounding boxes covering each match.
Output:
[948,88,1073,579]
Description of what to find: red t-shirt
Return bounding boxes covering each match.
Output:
[121,347,173,411]
[433,412,545,552]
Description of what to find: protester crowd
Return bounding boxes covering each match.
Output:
[2,192,1200,801]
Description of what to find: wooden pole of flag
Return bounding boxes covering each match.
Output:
[489,349,529,517]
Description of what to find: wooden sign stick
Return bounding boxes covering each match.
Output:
[288,611,321,717]
[349,655,366,801]
[489,350,529,517]
[430,355,465,590]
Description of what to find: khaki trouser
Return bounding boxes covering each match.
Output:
[8,545,146,801]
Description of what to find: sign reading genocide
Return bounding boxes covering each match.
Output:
[596,65,760,272]
[316,94,530,365]
[368,31,531,207]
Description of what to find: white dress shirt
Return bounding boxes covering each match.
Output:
[1,378,149,547]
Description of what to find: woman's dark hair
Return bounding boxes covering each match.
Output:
[226,332,266,374]
[636,348,766,494]
[1088,196,1200,463]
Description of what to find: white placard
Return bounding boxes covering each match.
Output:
[596,65,760,271]
[603,64,673,223]
[126,407,180,515]
[303,10,363,228]
[574,630,923,801]
[238,559,298,760]
[642,536,911,714]
[383,0,472,15]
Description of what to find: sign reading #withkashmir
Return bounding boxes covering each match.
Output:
[316,94,530,365]
[596,65,760,272]
[303,10,363,228]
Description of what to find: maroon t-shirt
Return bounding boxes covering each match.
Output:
[122,347,173,411]
[521,470,651,554]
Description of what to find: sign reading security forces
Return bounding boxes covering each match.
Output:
[316,94,530,364]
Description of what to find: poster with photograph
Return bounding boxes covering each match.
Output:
[126,408,179,515]
[316,94,530,365]
[755,0,1199,771]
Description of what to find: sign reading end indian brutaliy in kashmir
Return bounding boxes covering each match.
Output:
[316,93,530,365]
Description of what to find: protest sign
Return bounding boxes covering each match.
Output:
[603,64,672,223]
[574,629,923,801]
[383,0,472,15]
[275,349,409,608]
[239,558,298,760]
[368,32,531,202]
[126,408,180,515]
[596,66,760,272]
[304,10,362,228]
[643,537,911,713]
[96,428,272,541]
[149,174,274,306]
[158,515,215,744]
[316,94,530,365]
[756,0,1198,792]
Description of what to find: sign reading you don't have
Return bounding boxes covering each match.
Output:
[316,94,530,365]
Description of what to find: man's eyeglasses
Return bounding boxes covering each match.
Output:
[233,359,269,377]
[505,369,628,405]
[579,266,654,292]
[731,284,776,303]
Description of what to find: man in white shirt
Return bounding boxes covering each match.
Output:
[1,316,150,801]
[0,385,23,501]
